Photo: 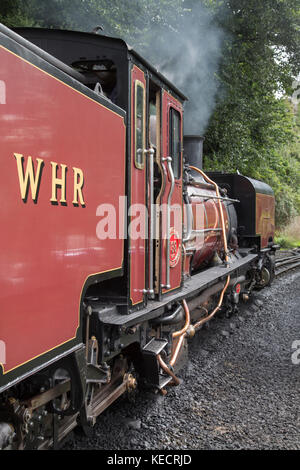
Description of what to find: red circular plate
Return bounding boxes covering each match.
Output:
[169,228,181,268]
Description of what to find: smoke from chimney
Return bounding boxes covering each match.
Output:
[27,1,224,135]
[138,3,224,135]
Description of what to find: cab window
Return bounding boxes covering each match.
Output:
[169,108,181,179]
[135,81,145,169]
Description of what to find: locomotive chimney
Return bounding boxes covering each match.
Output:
[183,135,205,170]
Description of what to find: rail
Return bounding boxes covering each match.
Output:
[275,250,300,276]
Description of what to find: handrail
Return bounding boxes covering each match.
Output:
[144,148,155,298]
[183,192,193,243]
[189,194,240,203]
[161,156,175,290]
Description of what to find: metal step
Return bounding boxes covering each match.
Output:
[143,338,168,355]
[158,374,172,390]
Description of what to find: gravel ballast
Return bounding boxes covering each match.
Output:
[64,270,300,450]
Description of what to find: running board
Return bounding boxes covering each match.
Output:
[96,252,258,328]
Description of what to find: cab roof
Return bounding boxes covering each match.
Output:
[13,27,188,102]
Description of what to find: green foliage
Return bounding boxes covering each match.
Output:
[202,0,300,228]
[0,0,299,228]
[0,1,185,38]
[276,214,300,247]
[275,235,300,249]
[0,0,37,26]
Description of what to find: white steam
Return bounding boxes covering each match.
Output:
[137,4,224,135]
[29,1,224,135]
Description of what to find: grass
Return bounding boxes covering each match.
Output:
[275,216,300,249]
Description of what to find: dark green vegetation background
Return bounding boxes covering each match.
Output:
[1,0,299,229]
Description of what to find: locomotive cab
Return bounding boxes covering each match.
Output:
[14,27,188,310]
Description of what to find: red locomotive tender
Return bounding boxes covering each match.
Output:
[0,24,276,449]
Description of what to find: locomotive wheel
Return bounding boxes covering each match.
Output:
[260,266,271,287]
[256,254,275,289]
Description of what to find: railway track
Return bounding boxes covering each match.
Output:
[275,248,300,276]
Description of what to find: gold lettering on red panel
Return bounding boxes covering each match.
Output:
[14,153,44,202]
[72,167,85,206]
[50,162,67,204]
[14,153,85,206]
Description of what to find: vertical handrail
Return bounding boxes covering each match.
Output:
[183,191,193,243]
[161,156,175,290]
[146,148,155,298]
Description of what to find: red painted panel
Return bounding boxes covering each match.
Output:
[186,185,229,271]
[130,66,146,306]
[0,46,125,374]
[161,91,183,294]
[256,193,275,248]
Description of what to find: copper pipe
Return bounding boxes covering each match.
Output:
[172,299,190,339]
[157,354,181,385]
[187,283,224,312]
[193,275,230,330]
[157,168,233,383]
[169,335,185,367]
[159,168,232,385]
[187,276,246,313]
[157,274,231,386]
[189,166,229,262]
[158,299,191,373]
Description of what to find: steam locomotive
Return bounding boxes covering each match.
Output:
[0,23,276,449]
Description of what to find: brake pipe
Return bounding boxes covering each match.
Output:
[172,299,190,339]
[156,299,190,385]
[158,276,230,385]
[157,354,181,386]
[193,275,231,330]
[169,299,191,367]
[169,334,185,368]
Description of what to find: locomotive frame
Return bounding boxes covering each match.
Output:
[0,23,276,449]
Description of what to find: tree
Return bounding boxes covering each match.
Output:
[201,0,300,226]
[1,0,299,226]
[0,0,37,26]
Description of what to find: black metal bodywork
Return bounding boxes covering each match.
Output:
[183,135,205,169]
[207,172,274,249]
[14,28,187,110]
